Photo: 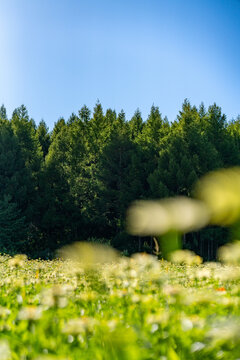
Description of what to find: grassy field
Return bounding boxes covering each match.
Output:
[0,244,240,360]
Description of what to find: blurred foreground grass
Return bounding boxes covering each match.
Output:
[1,243,240,359]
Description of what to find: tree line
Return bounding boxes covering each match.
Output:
[0,100,239,259]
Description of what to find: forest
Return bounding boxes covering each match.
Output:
[0,99,239,259]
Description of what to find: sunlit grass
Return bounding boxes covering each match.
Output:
[0,246,240,359]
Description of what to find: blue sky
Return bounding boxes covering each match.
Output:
[0,0,240,129]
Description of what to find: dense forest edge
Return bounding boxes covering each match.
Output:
[0,100,239,260]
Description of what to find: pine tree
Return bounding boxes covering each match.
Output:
[203,104,238,166]
[37,120,51,158]
[10,105,45,253]
[0,104,7,120]
[11,105,43,176]
[141,105,169,148]
[129,109,144,141]
[0,121,30,253]
[0,121,29,209]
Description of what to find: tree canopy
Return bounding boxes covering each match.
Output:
[0,100,239,259]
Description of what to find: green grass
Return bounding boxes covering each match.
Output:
[0,250,240,360]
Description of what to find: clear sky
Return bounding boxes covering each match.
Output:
[0,0,240,129]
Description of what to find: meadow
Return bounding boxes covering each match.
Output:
[1,242,240,360]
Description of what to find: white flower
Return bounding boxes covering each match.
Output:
[207,318,240,344]
[0,340,11,360]
[195,167,240,225]
[127,197,209,235]
[62,317,98,335]
[191,342,205,352]
[18,306,43,321]
[181,318,193,331]
[218,241,240,265]
[170,250,202,265]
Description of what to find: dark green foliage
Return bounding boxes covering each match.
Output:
[37,120,51,158]
[204,104,239,166]
[0,120,29,206]
[96,135,143,235]
[0,100,239,258]
[0,196,27,253]
[129,109,144,141]
[141,105,168,148]
[147,100,223,198]
[0,120,29,253]
[42,121,79,249]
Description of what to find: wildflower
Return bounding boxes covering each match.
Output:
[59,242,118,270]
[213,265,240,281]
[195,167,240,225]
[151,323,159,333]
[190,342,205,352]
[131,253,159,269]
[18,306,43,321]
[40,285,69,308]
[67,335,74,343]
[207,318,240,345]
[181,318,193,331]
[162,285,182,297]
[107,320,118,331]
[0,307,11,318]
[131,294,140,303]
[170,250,202,265]
[62,317,98,335]
[216,287,226,292]
[218,241,240,265]
[127,197,209,236]
[195,267,211,279]
[0,340,11,360]
[183,291,216,306]
[127,197,209,258]
[146,312,170,326]
[8,254,27,268]
[17,294,23,304]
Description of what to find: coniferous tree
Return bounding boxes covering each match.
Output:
[0,120,30,253]
[0,100,238,258]
[129,109,144,141]
[203,104,238,166]
[227,116,240,157]
[141,105,169,148]
[43,119,78,249]
[0,105,7,120]
[0,121,29,210]
[37,120,51,158]
[148,100,221,198]
[10,105,44,247]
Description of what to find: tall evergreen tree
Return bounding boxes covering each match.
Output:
[11,105,43,177]
[0,121,30,253]
[0,121,29,210]
[227,116,240,156]
[0,104,7,120]
[129,109,144,141]
[141,105,168,148]
[203,104,238,166]
[10,105,45,253]
[37,120,51,158]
